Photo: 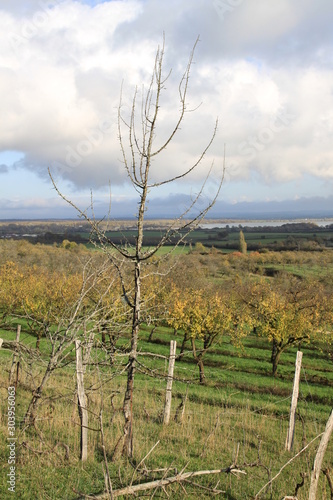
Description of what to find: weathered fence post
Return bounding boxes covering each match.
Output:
[75,340,88,461]
[163,340,177,425]
[9,325,21,388]
[83,327,94,374]
[309,408,333,500]
[286,350,303,451]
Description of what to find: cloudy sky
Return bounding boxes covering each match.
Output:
[0,0,333,219]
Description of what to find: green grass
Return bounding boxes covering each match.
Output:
[1,227,333,497]
[1,322,332,499]
[78,224,333,254]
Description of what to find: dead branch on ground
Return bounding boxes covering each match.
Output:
[75,463,246,499]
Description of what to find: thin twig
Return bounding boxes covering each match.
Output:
[255,433,324,498]
[129,440,160,487]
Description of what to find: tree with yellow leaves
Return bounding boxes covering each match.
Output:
[0,261,24,327]
[168,286,251,383]
[21,257,120,426]
[239,274,332,376]
[21,266,83,348]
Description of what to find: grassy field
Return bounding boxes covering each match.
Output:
[88,225,333,253]
[0,237,332,498]
[1,219,333,253]
[1,321,332,499]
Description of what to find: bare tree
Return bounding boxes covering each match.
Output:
[50,35,224,458]
[22,257,120,427]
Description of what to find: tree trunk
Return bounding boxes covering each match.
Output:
[191,338,205,384]
[148,325,156,342]
[9,324,21,387]
[23,341,59,426]
[121,261,141,458]
[198,356,205,384]
[36,334,41,351]
[178,332,189,358]
[271,340,282,377]
[23,367,53,426]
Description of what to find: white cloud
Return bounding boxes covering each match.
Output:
[0,0,333,216]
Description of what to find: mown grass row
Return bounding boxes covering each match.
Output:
[1,322,332,421]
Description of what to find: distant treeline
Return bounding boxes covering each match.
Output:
[1,221,333,252]
[222,222,333,232]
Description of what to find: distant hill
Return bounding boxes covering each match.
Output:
[0,195,332,221]
[96,194,333,220]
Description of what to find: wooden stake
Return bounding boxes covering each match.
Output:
[309,408,333,500]
[163,341,177,425]
[286,350,303,451]
[75,340,88,461]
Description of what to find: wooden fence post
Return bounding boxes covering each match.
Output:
[163,341,177,425]
[9,325,21,388]
[308,408,333,500]
[75,340,88,461]
[286,350,303,451]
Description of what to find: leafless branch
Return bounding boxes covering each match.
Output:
[76,464,246,499]
[255,433,324,499]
